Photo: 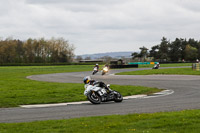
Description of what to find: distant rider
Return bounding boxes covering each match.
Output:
[156,63,160,68]
[153,62,160,69]
[94,64,99,71]
[102,64,109,72]
[103,64,109,68]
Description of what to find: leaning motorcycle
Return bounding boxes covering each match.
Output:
[101,66,109,75]
[84,83,123,104]
[152,64,160,69]
[92,67,98,75]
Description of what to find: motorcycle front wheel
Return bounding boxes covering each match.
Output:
[114,91,123,102]
[87,91,101,104]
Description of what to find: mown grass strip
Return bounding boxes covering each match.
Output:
[0,109,200,133]
[116,68,200,75]
[0,65,160,108]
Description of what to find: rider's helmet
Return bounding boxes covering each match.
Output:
[96,63,99,66]
[83,76,91,84]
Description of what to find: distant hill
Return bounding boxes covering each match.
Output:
[78,51,133,59]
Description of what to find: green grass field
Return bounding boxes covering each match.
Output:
[1,64,199,133]
[0,65,160,108]
[116,68,200,75]
[1,109,200,133]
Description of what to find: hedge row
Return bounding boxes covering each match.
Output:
[0,62,105,66]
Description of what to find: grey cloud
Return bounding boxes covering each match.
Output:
[1,0,200,55]
[176,0,200,12]
[26,0,123,5]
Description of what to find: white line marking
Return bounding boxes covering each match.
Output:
[20,101,90,108]
[143,89,174,98]
[20,90,174,108]
[123,95,146,99]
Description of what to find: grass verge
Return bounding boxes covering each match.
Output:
[0,65,160,108]
[0,109,200,133]
[116,68,200,75]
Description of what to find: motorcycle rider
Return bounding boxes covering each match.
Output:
[83,76,112,93]
[153,62,160,69]
[101,64,109,75]
[92,63,99,75]
[156,62,160,68]
[103,64,109,69]
[94,64,99,71]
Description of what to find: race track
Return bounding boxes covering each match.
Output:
[1,67,200,123]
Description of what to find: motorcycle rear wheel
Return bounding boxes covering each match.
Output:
[87,91,101,104]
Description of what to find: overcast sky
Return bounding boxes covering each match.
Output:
[1,0,200,55]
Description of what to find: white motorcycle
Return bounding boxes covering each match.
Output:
[152,63,160,69]
[92,67,98,75]
[84,82,123,104]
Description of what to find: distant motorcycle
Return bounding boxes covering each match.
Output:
[92,67,98,75]
[101,66,109,75]
[84,82,123,104]
[152,63,160,69]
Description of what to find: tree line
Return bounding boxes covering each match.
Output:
[0,37,75,63]
[132,37,200,62]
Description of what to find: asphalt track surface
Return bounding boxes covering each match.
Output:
[1,67,200,123]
